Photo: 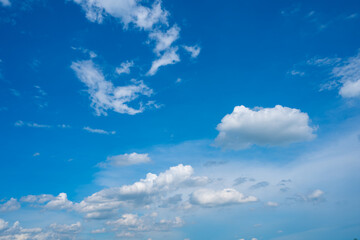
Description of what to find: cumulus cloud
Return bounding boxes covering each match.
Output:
[332,52,360,98]
[21,193,73,210]
[71,59,153,115]
[101,152,151,167]
[83,126,116,135]
[73,164,208,218]
[215,105,316,150]
[190,188,257,207]
[0,219,81,240]
[183,45,201,58]
[0,198,20,212]
[116,61,134,75]
[147,47,180,76]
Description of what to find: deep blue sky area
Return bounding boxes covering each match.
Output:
[0,0,360,239]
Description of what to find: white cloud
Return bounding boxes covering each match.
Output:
[91,228,106,234]
[215,105,316,150]
[307,189,324,201]
[266,201,279,207]
[190,188,257,207]
[339,79,360,98]
[72,0,168,30]
[102,152,151,167]
[147,47,180,76]
[74,164,208,218]
[0,198,20,212]
[71,59,153,115]
[83,126,116,135]
[149,25,180,55]
[44,193,73,210]
[14,120,51,128]
[116,61,134,75]
[0,219,81,240]
[332,52,360,98]
[0,0,11,7]
[183,45,201,58]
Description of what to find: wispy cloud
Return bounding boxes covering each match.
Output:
[71,59,153,115]
[83,126,116,135]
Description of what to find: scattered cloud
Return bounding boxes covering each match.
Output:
[0,219,81,240]
[33,152,40,157]
[14,120,51,128]
[100,152,151,167]
[147,47,180,76]
[116,60,134,75]
[71,59,153,115]
[183,45,201,58]
[250,181,270,190]
[0,198,20,212]
[190,188,257,207]
[83,126,116,135]
[149,25,180,55]
[214,105,316,150]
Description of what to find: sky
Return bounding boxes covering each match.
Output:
[0,0,360,239]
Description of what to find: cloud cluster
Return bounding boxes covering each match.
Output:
[71,59,153,115]
[0,219,81,240]
[72,0,200,76]
[190,188,257,207]
[215,105,316,150]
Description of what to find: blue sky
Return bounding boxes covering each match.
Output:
[0,0,360,239]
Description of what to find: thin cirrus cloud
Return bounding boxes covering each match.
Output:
[116,60,134,75]
[71,59,153,116]
[83,126,116,135]
[100,152,151,167]
[214,105,316,150]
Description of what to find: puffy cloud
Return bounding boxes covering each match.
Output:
[83,126,116,135]
[75,164,208,218]
[101,152,151,167]
[21,193,73,210]
[190,188,257,207]
[116,61,134,75]
[0,0,11,7]
[183,45,201,58]
[44,193,73,210]
[0,198,20,212]
[215,105,316,150]
[332,51,360,98]
[339,79,360,98]
[0,219,81,240]
[0,219,8,231]
[147,47,180,76]
[71,59,153,115]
